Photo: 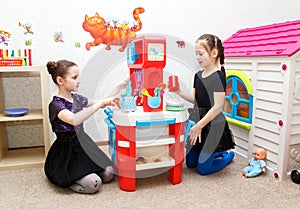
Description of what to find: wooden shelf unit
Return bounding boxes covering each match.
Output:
[0,66,51,170]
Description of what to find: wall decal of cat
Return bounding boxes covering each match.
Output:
[82,7,145,52]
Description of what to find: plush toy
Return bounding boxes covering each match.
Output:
[242,148,266,178]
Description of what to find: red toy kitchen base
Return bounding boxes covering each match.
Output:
[104,107,188,191]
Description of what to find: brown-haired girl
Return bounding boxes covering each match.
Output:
[45,59,127,193]
[170,34,235,175]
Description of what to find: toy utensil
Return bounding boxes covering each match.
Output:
[141,89,150,97]
[125,80,132,96]
[154,88,160,97]
[157,82,167,90]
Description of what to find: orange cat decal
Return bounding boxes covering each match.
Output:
[82,7,145,52]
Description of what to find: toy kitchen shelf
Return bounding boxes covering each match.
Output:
[105,106,188,191]
[135,132,178,171]
[0,66,51,170]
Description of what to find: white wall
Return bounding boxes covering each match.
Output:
[2,0,300,143]
[2,0,300,67]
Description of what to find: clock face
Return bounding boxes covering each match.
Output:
[147,43,164,61]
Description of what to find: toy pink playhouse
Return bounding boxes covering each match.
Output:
[223,20,300,181]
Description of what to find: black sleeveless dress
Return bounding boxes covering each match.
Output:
[186,70,235,154]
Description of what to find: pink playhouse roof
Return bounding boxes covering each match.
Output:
[223,20,300,57]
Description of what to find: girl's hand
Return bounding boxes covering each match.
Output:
[101,96,115,107]
[189,123,202,145]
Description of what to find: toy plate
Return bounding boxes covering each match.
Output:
[165,99,184,106]
[165,106,186,111]
[4,108,29,117]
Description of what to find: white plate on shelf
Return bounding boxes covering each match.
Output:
[4,108,29,117]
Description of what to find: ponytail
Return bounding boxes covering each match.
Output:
[220,50,225,77]
[217,37,225,77]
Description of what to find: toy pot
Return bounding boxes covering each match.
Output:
[120,96,137,112]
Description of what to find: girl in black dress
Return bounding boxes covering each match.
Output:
[45,60,127,193]
[170,34,235,175]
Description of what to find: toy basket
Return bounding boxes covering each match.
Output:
[0,59,23,66]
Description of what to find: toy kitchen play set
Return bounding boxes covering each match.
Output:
[104,35,190,191]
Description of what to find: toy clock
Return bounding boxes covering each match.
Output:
[127,35,166,111]
[147,43,164,61]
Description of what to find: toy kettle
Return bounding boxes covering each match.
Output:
[120,96,137,112]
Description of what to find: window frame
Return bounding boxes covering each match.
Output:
[223,70,253,130]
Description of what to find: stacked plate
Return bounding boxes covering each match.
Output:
[165,99,185,111]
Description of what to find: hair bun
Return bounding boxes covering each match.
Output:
[46,61,57,75]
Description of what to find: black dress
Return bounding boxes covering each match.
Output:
[186,70,235,154]
[44,94,112,188]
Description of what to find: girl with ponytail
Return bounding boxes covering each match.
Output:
[170,34,235,175]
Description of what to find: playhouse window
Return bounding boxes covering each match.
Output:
[223,72,253,130]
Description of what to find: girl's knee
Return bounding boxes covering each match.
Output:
[186,150,199,168]
[197,151,235,175]
[186,158,197,168]
[197,162,210,175]
[84,174,102,193]
[101,166,114,183]
[72,173,102,194]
